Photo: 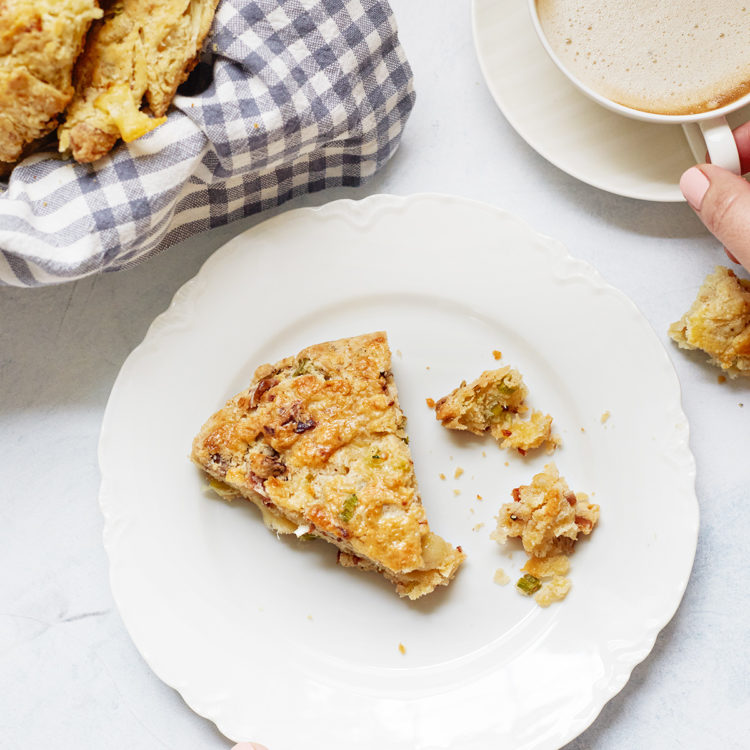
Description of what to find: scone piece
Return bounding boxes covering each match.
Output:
[0,0,102,163]
[433,367,558,454]
[491,463,598,558]
[668,266,750,377]
[58,0,218,163]
[191,332,465,600]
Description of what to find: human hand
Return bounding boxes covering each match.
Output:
[680,120,750,272]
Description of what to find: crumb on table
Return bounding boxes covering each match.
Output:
[454,467,464,479]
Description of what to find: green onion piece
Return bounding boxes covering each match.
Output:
[293,358,309,376]
[516,574,541,595]
[339,494,359,522]
[490,403,506,418]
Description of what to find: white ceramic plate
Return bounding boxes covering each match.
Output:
[99,194,698,749]
[472,0,750,202]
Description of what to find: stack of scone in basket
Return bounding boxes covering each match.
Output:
[0,0,218,169]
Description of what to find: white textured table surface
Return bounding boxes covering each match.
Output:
[2,2,748,749]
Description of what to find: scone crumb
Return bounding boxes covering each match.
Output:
[534,576,571,607]
[454,467,464,479]
[398,642,406,654]
[493,568,510,585]
[439,473,446,480]
[522,554,570,578]
[600,411,611,424]
[492,463,598,558]
[396,349,402,358]
[718,375,726,384]
[482,451,487,458]
[426,397,436,408]
[433,366,558,454]
[453,489,461,496]
[307,614,313,621]
[504,461,509,467]
[472,522,485,532]
[476,494,483,500]
[492,350,503,360]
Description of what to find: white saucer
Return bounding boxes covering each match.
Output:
[472,0,750,202]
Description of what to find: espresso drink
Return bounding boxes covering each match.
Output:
[536,0,750,115]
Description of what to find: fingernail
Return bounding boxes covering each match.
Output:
[680,167,710,211]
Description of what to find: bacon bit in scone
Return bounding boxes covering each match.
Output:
[251,376,278,407]
[294,418,316,434]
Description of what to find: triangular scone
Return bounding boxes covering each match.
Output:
[191,332,465,599]
[433,367,559,455]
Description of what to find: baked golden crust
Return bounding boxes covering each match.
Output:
[0,0,102,163]
[58,0,218,163]
[433,367,559,455]
[669,266,750,377]
[191,332,465,599]
[491,462,598,558]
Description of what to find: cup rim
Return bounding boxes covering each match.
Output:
[527,0,750,124]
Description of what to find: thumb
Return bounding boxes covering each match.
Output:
[680,164,750,271]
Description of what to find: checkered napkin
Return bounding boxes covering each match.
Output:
[0,0,414,287]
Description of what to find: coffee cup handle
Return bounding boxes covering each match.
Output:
[682,117,741,175]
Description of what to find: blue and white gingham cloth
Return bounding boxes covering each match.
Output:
[0,0,414,287]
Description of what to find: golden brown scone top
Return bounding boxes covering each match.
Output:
[669,266,750,377]
[0,0,102,162]
[58,0,218,163]
[192,332,464,581]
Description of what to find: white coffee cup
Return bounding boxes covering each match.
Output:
[528,0,750,175]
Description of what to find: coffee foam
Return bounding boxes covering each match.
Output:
[536,0,750,115]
